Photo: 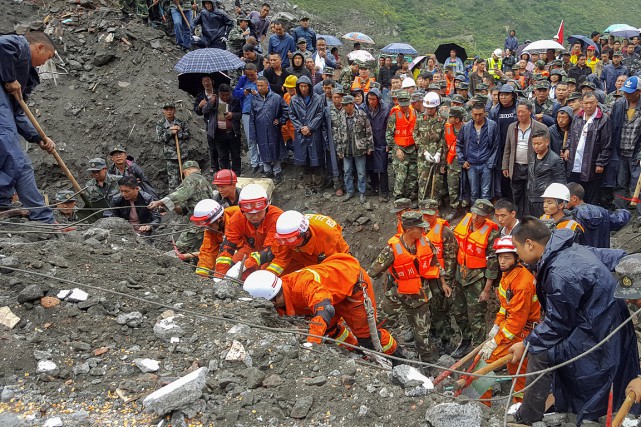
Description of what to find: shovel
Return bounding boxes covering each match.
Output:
[453,354,512,397]
[613,391,636,427]
[14,93,91,208]
[433,339,489,386]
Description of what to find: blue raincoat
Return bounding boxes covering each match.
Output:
[249,89,288,163]
[525,228,640,424]
[572,203,630,248]
[289,76,326,167]
[363,88,390,174]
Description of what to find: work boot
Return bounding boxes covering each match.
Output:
[450,339,472,359]
[439,339,454,355]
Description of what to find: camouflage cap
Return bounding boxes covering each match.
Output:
[401,211,430,229]
[237,15,251,23]
[323,67,335,75]
[162,102,175,109]
[419,198,439,215]
[332,87,345,95]
[534,81,550,90]
[397,91,411,106]
[390,89,400,98]
[470,198,494,216]
[535,59,546,66]
[456,82,469,90]
[87,158,107,171]
[551,59,563,66]
[580,81,596,89]
[512,64,520,70]
[448,106,466,119]
[614,254,641,299]
[476,83,489,91]
[472,94,489,104]
[613,50,624,57]
[55,190,76,203]
[550,68,563,76]
[427,83,440,91]
[182,160,200,169]
[341,95,355,104]
[297,37,307,44]
[567,91,582,101]
[438,81,448,88]
[564,77,577,84]
[390,198,412,213]
[109,144,126,155]
[454,74,466,82]
[450,94,465,104]
[410,91,424,102]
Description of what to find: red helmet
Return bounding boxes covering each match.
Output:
[213,169,237,186]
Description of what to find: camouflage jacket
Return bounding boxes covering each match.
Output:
[339,67,354,91]
[438,225,458,284]
[156,117,190,160]
[413,112,445,165]
[455,227,500,286]
[334,107,373,157]
[161,171,215,216]
[534,98,555,116]
[54,209,79,224]
[385,110,417,153]
[84,175,120,206]
[227,26,247,54]
[329,103,343,150]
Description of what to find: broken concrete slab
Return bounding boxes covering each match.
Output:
[425,402,482,427]
[143,367,208,416]
[0,307,21,329]
[391,364,434,390]
[134,358,160,373]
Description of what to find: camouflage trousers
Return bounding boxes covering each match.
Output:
[175,227,204,255]
[446,163,467,208]
[166,160,185,192]
[450,278,489,344]
[380,285,433,361]
[417,161,444,203]
[428,280,455,344]
[392,150,418,200]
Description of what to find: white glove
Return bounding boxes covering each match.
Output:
[488,324,500,339]
[424,151,435,163]
[225,262,242,280]
[433,152,441,164]
[479,339,497,360]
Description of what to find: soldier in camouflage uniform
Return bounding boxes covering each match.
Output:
[450,94,472,121]
[334,95,373,202]
[532,81,556,123]
[445,107,468,219]
[414,92,445,204]
[368,211,452,362]
[156,102,190,192]
[85,158,119,217]
[450,199,500,358]
[420,199,457,354]
[339,61,358,93]
[148,160,215,254]
[386,91,418,201]
[54,190,79,224]
[227,16,250,56]
[329,87,345,196]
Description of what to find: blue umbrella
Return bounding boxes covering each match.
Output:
[318,34,342,46]
[604,24,640,38]
[381,42,418,55]
[174,48,245,74]
[567,35,598,51]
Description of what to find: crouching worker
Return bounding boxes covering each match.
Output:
[190,199,240,278]
[243,253,404,360]
[478,236,541,406]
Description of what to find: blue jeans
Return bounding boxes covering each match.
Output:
[263,159,282,175]
[343,155,367,195]
[242,113,260,168]
[0,160,54,223]
[466,164,492,202]
[171,8,192,49]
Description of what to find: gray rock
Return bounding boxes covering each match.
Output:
[240,390,254,407]
[262,374,283,388]
[17,284,43,303]
[170,411,187,427]
[1,387,15,402]
[0,256,19,273]
[243,367,265,389]
[227,323,251,335]
[305,376,327,386]
[92,50,115,66]
[542,413,567,426]
[33,350,52,360]
[134,358,160,373]
[90,367,106,376]
[73,362,90,375]
[83,227,110,241]
[150,40,161,49]
[425,403,482,427]
[391,364,432,389]
[0,412,25,427]
[153,316,185,341]
[117,311,144,328]
[143,367,209,416]
[290,395,313,419]
[405,386,428,397]
[214,281,237,299]
[357,405,369,418]
[43,417,63,427]
[70,341,91,351]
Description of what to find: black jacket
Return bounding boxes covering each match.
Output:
[527,149,566,201]
[202,95,242,139]
[110,190,160,231]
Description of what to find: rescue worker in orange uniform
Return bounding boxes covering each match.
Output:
[215,184,283,276]
[451,198,500,358]
[265,210,350,276]
[243,253,404,359]
[420,199,458,355]
[478,235,541,405]
[191,199,241,277]
[539,183,584,243]
[369,211,452,363]
[386,91,418,201]
[212,169,240,207]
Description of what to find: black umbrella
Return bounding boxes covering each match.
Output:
[434,43,467,64]
[177,72,231,98]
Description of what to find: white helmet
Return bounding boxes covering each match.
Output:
[190,199,224,225]
[541,183,570,202]
[493,236,517,254]
[275,210,309,236]
[243,270,282,300]
[493,48,503,57]
[238,184,269,213]
[423,92,441,108]
[401,78,416,88]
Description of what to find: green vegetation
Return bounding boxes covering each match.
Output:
[294,0,640,56]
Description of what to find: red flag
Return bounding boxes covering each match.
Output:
[555,20,564,44]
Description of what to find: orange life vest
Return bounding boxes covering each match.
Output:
[351,76,375,94]
[387,234,439,295]
[445,123,457,164]
[393,108,417,147]
[427,218,449,269]
[453,213,498,269]
[539,214,584,232]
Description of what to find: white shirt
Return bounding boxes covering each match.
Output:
[500,219,520,237]
[516,124,531,165]
[572,110,598,173]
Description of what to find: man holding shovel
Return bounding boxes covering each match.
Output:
[0,32,56,223]
[156,102,190,191]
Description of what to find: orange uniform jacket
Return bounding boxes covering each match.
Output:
[215,205,284,274]
[266,214,350,276]
[281,92,296,143]
[196,206,240,276]
[493,264,541,346]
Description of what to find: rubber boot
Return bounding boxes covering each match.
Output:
[450,339,472,359]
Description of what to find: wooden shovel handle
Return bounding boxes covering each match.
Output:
[433,340,488,385]
[613,391,636,427]
[455,354,512,389]
[631,173,641,208]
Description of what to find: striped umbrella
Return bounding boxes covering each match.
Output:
[342,32,375,45]
[174,48,245,74]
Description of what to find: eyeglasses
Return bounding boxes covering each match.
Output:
[239,198,267,213]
